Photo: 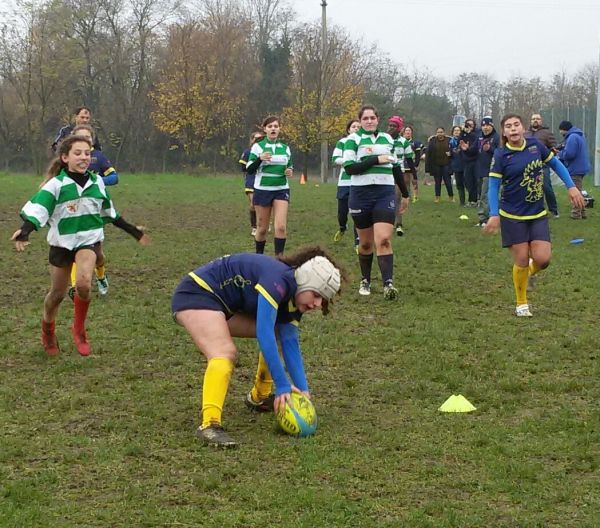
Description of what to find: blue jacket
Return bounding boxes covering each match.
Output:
[449,136,464,172]
[475,128,500,179]
[559,127,591,176]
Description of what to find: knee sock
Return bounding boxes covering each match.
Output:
[512,265,529,305]
[95,264,106,280]
[274,237,286,256]
[250,210,257,228]
[255,240,266,254]
[358,253,373,282]
[73,294,91,333]
[529,259,542,276]
[377,254,394,284]
[250,352,273,402]
[201,357,234,428]
[70,263,77,288]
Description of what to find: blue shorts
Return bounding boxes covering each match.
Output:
[500,215,551,247]
[244,173,255,193]
[349,184,396,228]
[171,275,227,318]
[253,188,290,207]
[336,186,350,200]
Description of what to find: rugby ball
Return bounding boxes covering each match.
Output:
[276,393,317,437]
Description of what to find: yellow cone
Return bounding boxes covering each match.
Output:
[438,394,476,413]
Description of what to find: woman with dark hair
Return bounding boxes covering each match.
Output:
[449,125,466,206]
[238,131,265,236]
[246,116,293,256]
[332,118,360,249]
[484,114,585,317]
[343,105,409,299]
[11,135,149,356]
[171,246,344,447]
[425,127,454,202]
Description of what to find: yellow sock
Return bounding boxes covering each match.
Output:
[201,357,234,428]
[250,352,273,403]
[70,263,77,288]
[513,264,529,305]
[529,259,542,276]
[95,264,106,280]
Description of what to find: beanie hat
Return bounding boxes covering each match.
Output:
[294,256,341,302]
[481,116,493,126]
[388,115,404,128]
[558,120,572,131]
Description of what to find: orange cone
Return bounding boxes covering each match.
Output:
[300,173,307,184]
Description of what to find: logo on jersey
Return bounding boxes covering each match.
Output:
[66,202,78,213]
[521,159,544,202]
[220,274,251,289]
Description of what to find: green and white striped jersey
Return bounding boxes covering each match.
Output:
[20,169,118,250]
[332,137,352,187]
[393,136,414,170]
[247,138,292,191]
[343,128,396,186]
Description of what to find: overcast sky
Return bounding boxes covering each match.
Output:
[291,0,600,81]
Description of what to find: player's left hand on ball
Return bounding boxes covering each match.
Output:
[274,393,291,413]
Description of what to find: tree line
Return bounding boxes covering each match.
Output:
[1,0,597,175]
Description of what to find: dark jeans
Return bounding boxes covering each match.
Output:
[463,161,478,203]
[477,177,489,223]
[430,164,453,198]
[543,167,558,215]
[454,171,465,205]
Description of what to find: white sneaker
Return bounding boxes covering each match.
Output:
[358,279,371,296]
[515,304,532,317]
[96,276,109,296]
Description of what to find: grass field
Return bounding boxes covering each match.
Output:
[1,172,599,527]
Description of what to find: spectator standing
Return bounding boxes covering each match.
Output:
[449,125,466,205]
[52,106,102,152]
[524,113,559,217]
[558,120,592,220]
[425,127,454,202]
[475,117,500,226]
[459,119,479,206]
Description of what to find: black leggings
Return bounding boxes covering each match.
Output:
[337,196,358,240]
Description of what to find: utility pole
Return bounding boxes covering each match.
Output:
[320,0,328,183]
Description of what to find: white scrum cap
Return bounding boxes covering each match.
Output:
[294,256,341,301]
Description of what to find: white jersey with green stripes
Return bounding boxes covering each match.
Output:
[248,138,292,191]
[394,136,414,170]
[20,169,118,250]
[332,137,352,188]
[343,128,396,186]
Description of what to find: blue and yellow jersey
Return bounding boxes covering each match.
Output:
[89,149,118,185]
[188,253,302,326]
[489,137,553,220]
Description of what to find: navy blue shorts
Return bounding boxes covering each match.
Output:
[349,184,396,228]
[244,173,255,193]
[500,215,551,248]
[336,186,350,200]
[171,275,227,318]
[253,188,290,207]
